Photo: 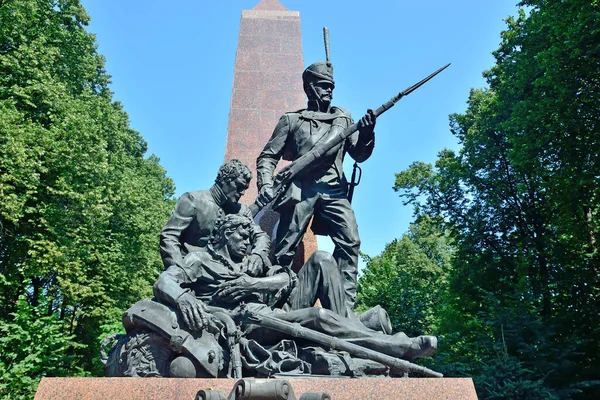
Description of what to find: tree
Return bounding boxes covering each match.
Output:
[0,0,175,395]
[356,215,453,338]
[391,0,600,397]
[0,297,83,400]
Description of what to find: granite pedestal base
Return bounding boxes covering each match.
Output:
[34,377,478,399]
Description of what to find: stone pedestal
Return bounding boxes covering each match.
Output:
[35,377,478,399]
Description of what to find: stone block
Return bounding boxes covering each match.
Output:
[35,377,479,399]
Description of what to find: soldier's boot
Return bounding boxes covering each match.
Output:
[403,335,438,360]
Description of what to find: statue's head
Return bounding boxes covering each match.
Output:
[210,214,253,263]
[215,159,252,204]
[303,61,334,110]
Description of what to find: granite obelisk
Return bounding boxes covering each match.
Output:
[224,0,318,265]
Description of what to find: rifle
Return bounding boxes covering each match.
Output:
[250,63,451,217]
[239,307,443,378]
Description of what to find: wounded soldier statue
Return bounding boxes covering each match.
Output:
[103,213,439,379]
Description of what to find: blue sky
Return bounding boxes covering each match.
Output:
[81,0,519,268]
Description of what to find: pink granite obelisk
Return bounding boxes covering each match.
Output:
[223,0,318,265]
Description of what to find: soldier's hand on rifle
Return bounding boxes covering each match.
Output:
[218,274,259,302]
[257,184,275,207]
[176,292,210,332]
[358,109,376,141]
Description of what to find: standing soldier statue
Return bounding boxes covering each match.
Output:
[256,29,376,310]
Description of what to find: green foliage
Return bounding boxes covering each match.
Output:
[356,215,453,337]
[0,0,175,396]
[0,296,85,400]
[476,351,558,400]
[363,0,600,397]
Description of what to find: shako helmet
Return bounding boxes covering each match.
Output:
[302,61,334,87]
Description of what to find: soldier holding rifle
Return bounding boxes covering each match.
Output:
[256,29,449,311]
[256,56,376,311]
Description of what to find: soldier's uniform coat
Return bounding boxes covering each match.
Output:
[256,106,374,307]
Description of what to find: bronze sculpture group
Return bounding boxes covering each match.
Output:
[102,38,449,380]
